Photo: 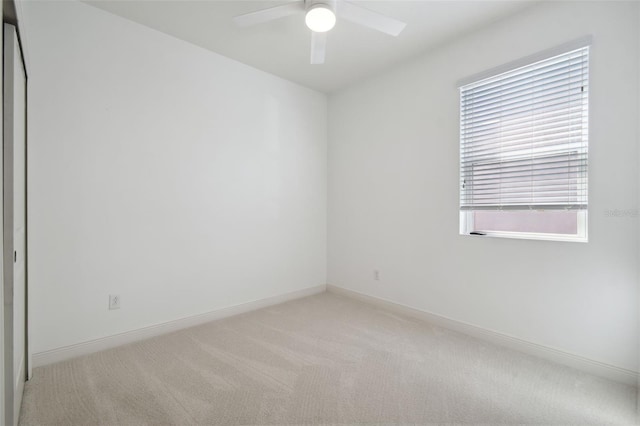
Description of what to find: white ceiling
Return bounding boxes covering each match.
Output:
[84,0,535,93]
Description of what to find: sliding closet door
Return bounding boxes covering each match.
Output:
[4,23,26,426]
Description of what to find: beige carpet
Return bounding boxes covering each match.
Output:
[19,292,637,425]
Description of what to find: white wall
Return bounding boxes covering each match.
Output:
[24,0,327,355]
[328,1,639,372]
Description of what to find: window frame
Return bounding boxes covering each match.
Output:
[458,39,591,243]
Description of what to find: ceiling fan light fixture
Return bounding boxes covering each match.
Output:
[305,5,336,33]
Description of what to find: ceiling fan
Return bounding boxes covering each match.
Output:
[233,0,407,65]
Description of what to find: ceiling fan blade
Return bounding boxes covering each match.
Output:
[233,2,302,27]
[339,1,406,36]
[310,32,327,64]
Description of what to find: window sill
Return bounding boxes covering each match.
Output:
[461,231,588,243]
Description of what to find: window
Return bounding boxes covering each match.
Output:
[459,44,589,242]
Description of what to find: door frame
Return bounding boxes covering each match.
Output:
[3,21,27,426]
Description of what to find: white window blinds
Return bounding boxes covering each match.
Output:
[460,46,589,211]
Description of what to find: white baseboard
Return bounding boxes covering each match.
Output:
[33,284,326,368]
[327,284,638,386]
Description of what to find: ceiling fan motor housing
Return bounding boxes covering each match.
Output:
[305,0,337,13]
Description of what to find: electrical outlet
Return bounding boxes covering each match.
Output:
[109,294,121,310]
[374,270,380,281]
